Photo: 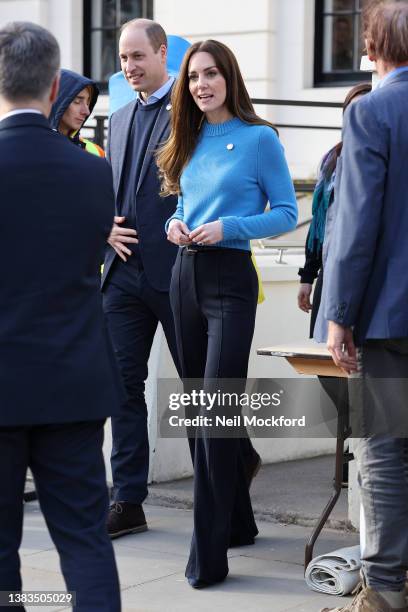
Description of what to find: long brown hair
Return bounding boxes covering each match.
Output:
[322,81,372,179]
[157,39,277,196]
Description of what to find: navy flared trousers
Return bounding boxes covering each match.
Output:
[170,246,259,587]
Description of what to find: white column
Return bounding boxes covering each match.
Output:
[0,0,46,23]
[0,0,83,72]
[47,0,83,71]
[154,0,276,120]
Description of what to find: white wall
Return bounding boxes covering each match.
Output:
[0,0,367,178]
[155,0,277,104]
[0,0,83,71]
[247,252,336,467]
[48,0,83,72]
[273,0,347,177]
[153,0,352,178]
[0,0,47,23]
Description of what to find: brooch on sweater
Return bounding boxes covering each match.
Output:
[226,143,234,150]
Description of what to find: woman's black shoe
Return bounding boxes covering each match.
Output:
[187,574,228,589]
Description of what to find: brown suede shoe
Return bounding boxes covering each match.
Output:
[107,502,148,539]
[320,587,408,612]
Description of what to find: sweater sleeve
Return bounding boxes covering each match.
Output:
[165,194,184,233]
[220,128,298,240]
[298,227,323,284]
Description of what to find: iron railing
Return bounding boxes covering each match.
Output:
[251,98,343,132]
[84,97,343,150]
[253,241,305,264]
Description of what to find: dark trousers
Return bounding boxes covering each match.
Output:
[349,339,408,591]
[103,269,180,504]
[170,247,259,586]
[0,421,120,612]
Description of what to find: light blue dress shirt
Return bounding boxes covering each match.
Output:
[137,76,175,106]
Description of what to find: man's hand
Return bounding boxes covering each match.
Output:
[189,221,223,245]
[108,216,138,262]
[167,219,192,246]
[327,321,358,374]
[298,283,313,312]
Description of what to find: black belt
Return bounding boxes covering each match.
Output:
[183,245,250,255]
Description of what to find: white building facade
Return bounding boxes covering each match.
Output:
[1,2,371,522]
[0,0,369,178]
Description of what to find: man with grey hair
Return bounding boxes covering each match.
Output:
[0,22,122,611]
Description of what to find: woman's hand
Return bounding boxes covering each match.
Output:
[167,219,192,246]
[189,221,223,245]
[297,283,313,312]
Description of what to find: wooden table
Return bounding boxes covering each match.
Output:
[257,343,347,377]
[257,344,350,571]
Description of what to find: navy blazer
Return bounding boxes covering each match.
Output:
[323,71,408,344]
[0,113,123,426]
[101,88,178,292]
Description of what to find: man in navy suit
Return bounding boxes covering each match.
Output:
[322,2,408,611]
[0,22,122,611]
[101,18,180,537]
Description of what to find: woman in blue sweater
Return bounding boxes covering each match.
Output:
[158,39,297,588]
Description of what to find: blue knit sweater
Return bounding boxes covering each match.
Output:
[166,117,298,250]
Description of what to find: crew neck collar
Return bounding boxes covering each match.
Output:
[201,116,243,136]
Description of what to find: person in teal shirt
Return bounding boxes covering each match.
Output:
[158,39,297,589]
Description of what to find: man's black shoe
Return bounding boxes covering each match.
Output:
[107,502,148,539]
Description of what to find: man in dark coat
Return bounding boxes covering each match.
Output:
[0,21,122,611]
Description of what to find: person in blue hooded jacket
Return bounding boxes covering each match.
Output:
[49,68,104,157]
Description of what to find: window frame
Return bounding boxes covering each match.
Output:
[314,0,371,87]
[83,0,153,93]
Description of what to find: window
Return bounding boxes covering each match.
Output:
[84,0,153,90]
[314,0,371,86]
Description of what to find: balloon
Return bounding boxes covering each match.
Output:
[167,35,191,77]
[108,72,136,115]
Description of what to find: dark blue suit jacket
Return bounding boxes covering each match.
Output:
[323,71,408,344]
[101,88,178,292]
[0,113,123,426]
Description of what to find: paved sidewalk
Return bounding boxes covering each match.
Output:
[21,497,358,611]
[148,454,352,530]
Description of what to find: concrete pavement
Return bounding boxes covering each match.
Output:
[19,455,359,612]
[21,502,358,612]
[148,454,352,530]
